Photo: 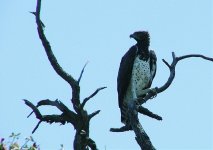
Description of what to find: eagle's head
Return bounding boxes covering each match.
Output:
[130,31,150,46]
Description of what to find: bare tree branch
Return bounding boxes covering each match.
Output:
[138,52,213,105]
[24,99,75,131]
[138,106,162,121]
[37,99,76,117]
[24,99,42,119]
[81,87,107,108]
[110,125,132,132]
[177,54,213,61]
[128,102,156,150]
[35,0,75,85]
[27,99,49,118]
[34,0,80,112]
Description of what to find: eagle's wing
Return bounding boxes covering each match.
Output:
[117,46,137,108]
[150,50,157,80]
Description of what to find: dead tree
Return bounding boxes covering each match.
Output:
[24,0,106,150]
[110,52,213,150]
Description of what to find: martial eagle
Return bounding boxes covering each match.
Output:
[117,31,157,125]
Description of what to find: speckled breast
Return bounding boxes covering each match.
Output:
[132,56,151,96]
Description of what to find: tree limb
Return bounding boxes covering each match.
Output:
[24,99,76,130]
[138,106,162,121]
[128,102,156,150]
[177,54,213,61]
[110,125,132,132]
[87,138,98,150]
[24,99,42,119]
[34,0,80,112]
[37,99,76,116]
[35,0,76,87]
[138,52,213,105]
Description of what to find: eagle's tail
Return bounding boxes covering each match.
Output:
[120,102,128,125]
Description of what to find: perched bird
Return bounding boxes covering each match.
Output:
[117,31,157,125]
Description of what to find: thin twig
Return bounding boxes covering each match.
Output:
[32,121,42,134]
[89,110,101,120]
[24,99,42,119]
[162,59,171,69]
[177,54,213,61]
[27,99,50,118]
[78,61,89,84]
[81,87,107,108]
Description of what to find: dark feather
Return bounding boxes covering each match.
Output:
[141,50,157,89]
[149,50,157,83]
[117,46,137,108]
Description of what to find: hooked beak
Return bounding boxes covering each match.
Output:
[129,34,134,38]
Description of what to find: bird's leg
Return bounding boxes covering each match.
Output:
[139,87,157,99]
[139,88,151,96]
[149,87,158,99]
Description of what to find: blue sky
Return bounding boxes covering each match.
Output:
[0,0,213,149]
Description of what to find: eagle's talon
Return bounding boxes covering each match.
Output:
[149,88,157,99]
